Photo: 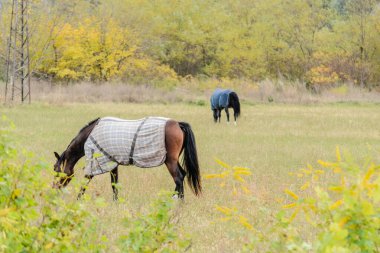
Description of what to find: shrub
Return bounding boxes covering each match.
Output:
[118,191,191,253]
[207,150,380,252]
[0,116,104,252]
[276,148,380,252]
[305,65,340,93]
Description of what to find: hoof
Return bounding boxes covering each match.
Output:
[172,194,184,200]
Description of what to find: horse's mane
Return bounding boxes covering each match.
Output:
[64,117,100,153]
[78,117,100,133]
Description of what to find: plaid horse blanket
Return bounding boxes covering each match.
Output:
[84,117,169,176]
[210,88,232,110]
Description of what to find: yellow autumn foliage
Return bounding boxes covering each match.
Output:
[38,17,177,83]
[306,65,340,87]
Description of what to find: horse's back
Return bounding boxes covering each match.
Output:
[211,89,232,109]
[84,117,169,176]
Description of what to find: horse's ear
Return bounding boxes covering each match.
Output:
[54,152,60,160]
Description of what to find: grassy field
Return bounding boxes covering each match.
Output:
[1,102,380,252]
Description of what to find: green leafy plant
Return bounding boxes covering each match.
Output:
[118,191,191,253]
[315,150,380,252]
[208,149,380,252]
[0,115,104,252]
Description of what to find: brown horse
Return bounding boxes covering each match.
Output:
[53,117,202,200]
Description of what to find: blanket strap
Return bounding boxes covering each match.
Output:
[128,117,148,164]
[89,135,121,165]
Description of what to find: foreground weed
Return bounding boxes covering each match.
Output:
[204,158,252,195]
[207,149,380,252]
[0,116,105,253]
[118,191,191,253]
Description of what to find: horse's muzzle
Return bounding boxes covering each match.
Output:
[52,173,72,189]
[52,177,63,189]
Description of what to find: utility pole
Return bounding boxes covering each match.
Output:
[4,0,31,104]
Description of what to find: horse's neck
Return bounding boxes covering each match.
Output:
[66,122,96,163]
[64,141,84,166]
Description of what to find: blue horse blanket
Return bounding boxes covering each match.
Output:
[210,89,232,110]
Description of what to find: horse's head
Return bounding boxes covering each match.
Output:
[53,151,74,189]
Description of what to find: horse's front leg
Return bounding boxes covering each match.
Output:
[77,175,93,200]
[217,109,221,123]
[213,109,218,123]
[110,167,119,201]
[225,108,230,123]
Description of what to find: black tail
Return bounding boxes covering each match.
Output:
[179,122,202,196]
[230,92,240,118]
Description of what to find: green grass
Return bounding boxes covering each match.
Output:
[1,102,380,252]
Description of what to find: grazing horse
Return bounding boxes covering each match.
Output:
[53,117,202,200]
[210,88,241,124]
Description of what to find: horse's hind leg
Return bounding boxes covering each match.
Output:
[233,110,238,125]
[165,120,185,199]
[77,175,93,200]
[166,160,185,199]
[110,167,119,201]
[217,109,221,123]
[225,108,230,123]
[177,163,186,197]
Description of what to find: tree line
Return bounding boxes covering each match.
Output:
[0,0,379,89]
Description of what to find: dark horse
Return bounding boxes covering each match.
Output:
[53,117,202,200]
[210,88,241,124]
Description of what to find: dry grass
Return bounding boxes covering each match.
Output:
[30,81,196,104]
[1,80,379,105]
[1,101,380,252]
[181,78,380,104]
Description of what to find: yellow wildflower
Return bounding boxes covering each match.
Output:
[233,174,245,182]
[339,216,349,228]
[241,186,251,194]
[238,216,254,230]
[329,199,344,210]
[336,146,341,162]
[288,206,301,223]
[362,165,375,186]
[284,189,299,200]
[300,181,310,191]
[215,158,232,169]
[334,167,342,174]
[328,186,344,192]
[204,174,223,179]
[318,160,335,168]
[0,207,15,217]
[215,205,234,215]
[282,203,297,209]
